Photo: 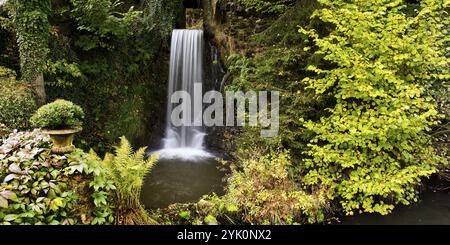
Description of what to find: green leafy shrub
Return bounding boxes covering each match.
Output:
[149,193,236,225]
[224,1,329,162]
[9,0,51,104]
[66,149,115,224]
[101,137,158,224]
[223,150,326,224]
[155,151,328,225]
[70,0,142,51]
[431,70,450,180]
[30,99,85,130]
[44,59,84,88]
[0,70,37,130]
[0,129,114,224]
[0,66,16,77]
[300,0,450,215]
[39,0,172,153]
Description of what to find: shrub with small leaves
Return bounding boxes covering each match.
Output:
[223,150,327,224]
[30,99,85,130]
[0,70,37,130]
[155,151,328,225]
[0,67,16,78]
[300,0,449,215]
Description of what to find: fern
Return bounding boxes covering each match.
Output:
[103,136,158,224]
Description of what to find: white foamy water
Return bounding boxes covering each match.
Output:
[151,148,213,161]
[157,29,213,160]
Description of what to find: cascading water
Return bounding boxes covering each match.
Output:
[141,30,225,208]
[157,29,212,160]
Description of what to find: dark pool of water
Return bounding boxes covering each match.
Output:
[141,156,450,224]
[140,157,225,209]
[339,191,450,225]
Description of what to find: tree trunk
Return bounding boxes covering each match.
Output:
[34,73,46,105]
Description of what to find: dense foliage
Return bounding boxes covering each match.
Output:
[101,137,158,224]
[0,0,449,226]
[300,0,449,215]
[224,0,327,159]
[0,67,37,130]
[224,150,326,224]
[9,0,50,104]
[30,99,85,130]
[0,8,19,71]
[200,0,330,224]
[238,0,296,14]
[43,0,170,152]
[0,130,114,224]
[200,0,450,224]
[1,0,184,153]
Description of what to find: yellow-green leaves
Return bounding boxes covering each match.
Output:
[225,150,327,224]
[0,190,18,208]
[300,0,449,215]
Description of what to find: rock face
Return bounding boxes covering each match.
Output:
[201,0,270,59]
[198,0,295,154]
[197,1,227,152]
[194,0,263,153]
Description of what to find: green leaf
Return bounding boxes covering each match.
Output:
[204,215,218,225]
[226,204,239,212]
[0,190,17,201]
[179,211,190,219]
[50,197,64,211]
[0,195,8,208]
[3,214,18,222]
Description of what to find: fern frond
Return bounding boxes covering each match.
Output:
[102,136,159,224]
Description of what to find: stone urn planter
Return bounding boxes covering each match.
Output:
[30,99,85,155]
[43,127,82,154]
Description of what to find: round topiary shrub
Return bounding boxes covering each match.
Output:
[30,99,85,130]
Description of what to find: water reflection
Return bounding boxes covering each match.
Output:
[141,157,225,209]
[339,191,450,225]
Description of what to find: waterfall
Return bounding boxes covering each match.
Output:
[157,29,212,160]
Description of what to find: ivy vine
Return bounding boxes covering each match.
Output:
[9,0,51,103]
